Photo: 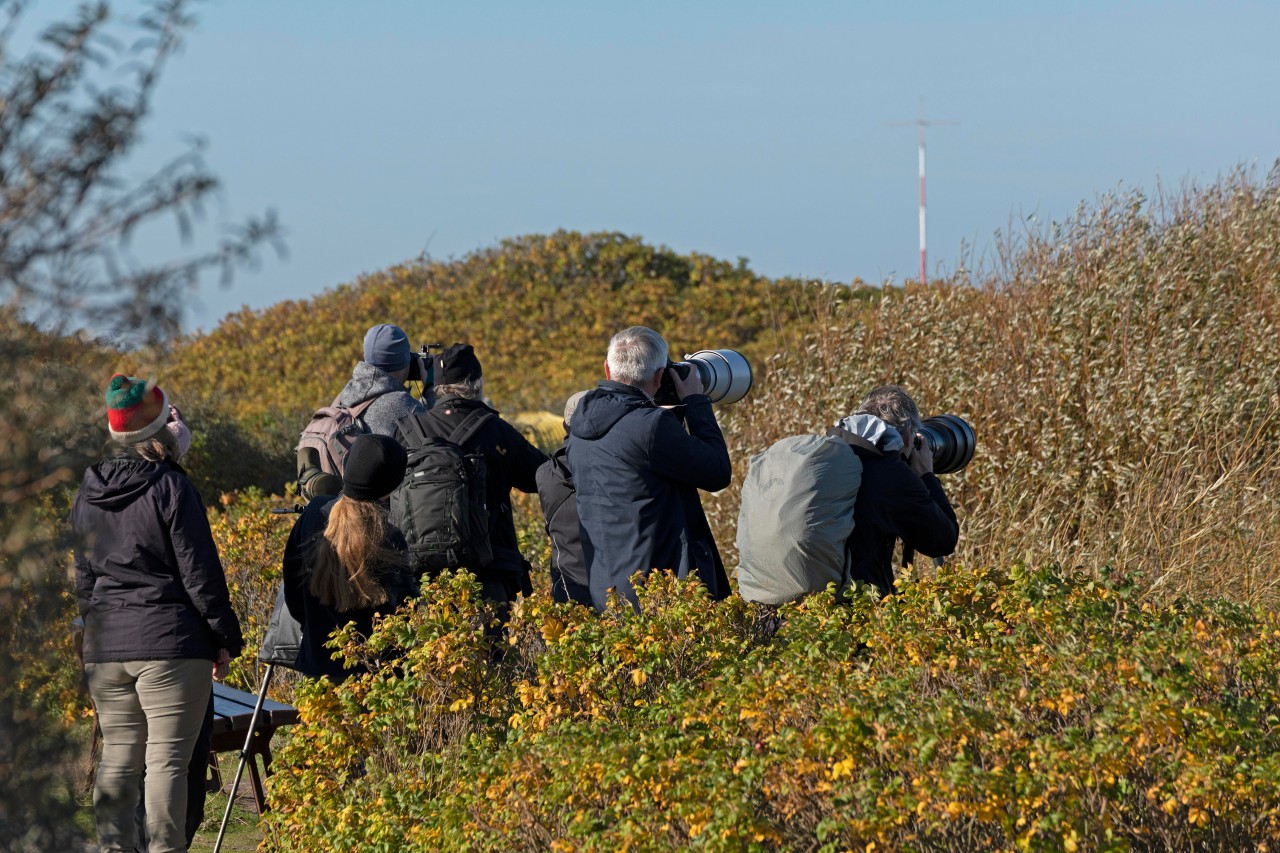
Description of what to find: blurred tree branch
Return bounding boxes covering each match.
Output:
[0,2,282,848]
[0,0,282,344]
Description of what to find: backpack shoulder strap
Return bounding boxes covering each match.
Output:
[347,394,382,419]
[398,412,433,448]
[447,408,495,447]
[825,426,884,456]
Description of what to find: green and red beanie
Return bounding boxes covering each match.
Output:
[105,373,169,444]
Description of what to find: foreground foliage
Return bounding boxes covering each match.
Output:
[261,566,1280,852]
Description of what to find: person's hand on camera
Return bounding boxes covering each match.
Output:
[213,648,232,681]
[908,433,935,478]
[672,365,705,400]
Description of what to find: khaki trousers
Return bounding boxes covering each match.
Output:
[84,659,211,853]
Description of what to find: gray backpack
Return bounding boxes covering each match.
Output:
[735,434,864,605]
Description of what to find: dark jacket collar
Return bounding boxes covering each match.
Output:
[569,381,654,441]
[433,394,497,415]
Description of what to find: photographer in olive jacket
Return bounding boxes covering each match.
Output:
[568,326,733,611]
[838,384,959,596]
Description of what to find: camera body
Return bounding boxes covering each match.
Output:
[408,342,443,385]
[653,349,753,406]
[916,414,976,474]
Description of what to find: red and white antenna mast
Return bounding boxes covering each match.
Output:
[888,98,958,285]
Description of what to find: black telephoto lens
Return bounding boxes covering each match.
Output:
[918,414,976,475]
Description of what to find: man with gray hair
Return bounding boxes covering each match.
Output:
[835,384,958,595]
[568,326,733,610]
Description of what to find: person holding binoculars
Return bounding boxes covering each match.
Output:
[296,323,431,499]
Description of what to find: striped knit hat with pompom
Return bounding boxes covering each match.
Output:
[105,373,169,444]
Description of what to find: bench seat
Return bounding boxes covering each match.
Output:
[209,681,300,814]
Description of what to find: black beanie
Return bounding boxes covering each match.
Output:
[341,434,407,501]
[436,343,482,385]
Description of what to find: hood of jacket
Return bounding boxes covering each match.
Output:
[546,443,573,488]
[834,413,906,455]
[339,361,407,407]
[79,457,168,511]
[568,381,654,441]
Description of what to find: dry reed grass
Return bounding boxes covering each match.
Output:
[712,168,1280,605]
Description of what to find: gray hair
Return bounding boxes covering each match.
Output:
[434,377,485,401]
[606,326,668,387]
[562,390,590,433]
[855,384,922,438]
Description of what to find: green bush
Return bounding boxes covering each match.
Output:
[206,490,303,699]
[260,566,1280,851]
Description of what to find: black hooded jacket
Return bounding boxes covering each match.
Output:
[72,456,243,663]
[281,494,417,681]
[396,395,548,586]
[535,444,591,605]
[846,448,959,596]
[567,381,732,611]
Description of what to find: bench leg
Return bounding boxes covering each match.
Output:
[247,754,267,815]
[207,750,222,794]
[245,727,278,815]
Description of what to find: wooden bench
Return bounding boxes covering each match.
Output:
[209,682,300,814]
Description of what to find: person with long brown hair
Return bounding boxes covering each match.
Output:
[283,433,418,681]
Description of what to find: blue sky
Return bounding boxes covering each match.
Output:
[87,1,1280,331]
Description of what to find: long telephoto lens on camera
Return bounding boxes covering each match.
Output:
[684,349,753,404]
[919,414,975,475]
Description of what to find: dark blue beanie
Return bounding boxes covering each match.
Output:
[363,324,411,373]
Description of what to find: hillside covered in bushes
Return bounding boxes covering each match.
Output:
[169,169,1280,605]
[159,231,847,493]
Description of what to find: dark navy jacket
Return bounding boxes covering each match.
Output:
[847,448,959,596]
[567,381,732,611]
[72,456,243,663]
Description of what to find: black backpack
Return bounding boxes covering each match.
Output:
[391,408,495,577]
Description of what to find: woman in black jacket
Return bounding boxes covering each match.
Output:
[282,433,418,681]
[73,374,243,853]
